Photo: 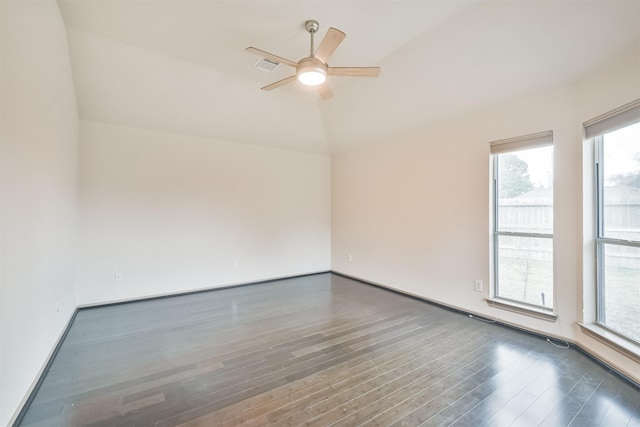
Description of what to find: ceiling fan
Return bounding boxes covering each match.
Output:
[246,20,380,100]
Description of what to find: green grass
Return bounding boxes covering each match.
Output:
[498,256,639,343]
[497,257,553,308]
[604,265,640,343]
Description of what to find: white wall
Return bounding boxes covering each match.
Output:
[332,47,640,382]
[0,1,79,425]
[78,120,331,305]
[0,2,636,422]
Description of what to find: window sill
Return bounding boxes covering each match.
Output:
[485,298,558,322]
[577,323,640,364]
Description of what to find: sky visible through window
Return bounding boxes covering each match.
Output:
[604,121,640,185]
[509,146,552,189]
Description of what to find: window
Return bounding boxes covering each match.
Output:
[587,100,640,345]
[491,131,554,310]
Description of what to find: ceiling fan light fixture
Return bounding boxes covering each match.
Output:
[297,65,326,86]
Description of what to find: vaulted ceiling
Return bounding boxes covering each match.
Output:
[58,0,639,154]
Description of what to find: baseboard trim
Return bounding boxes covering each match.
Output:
[11,308,79,427]
[77,271,331,309]
[331,270,640,391]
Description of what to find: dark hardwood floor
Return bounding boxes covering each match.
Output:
[18,273,640,426]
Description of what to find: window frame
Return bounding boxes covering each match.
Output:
[486,130,558,314]
[492,149,554,310]
[594,134,640,345]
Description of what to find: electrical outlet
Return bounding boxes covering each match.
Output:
[114,273,123,282]
[474,280,483,292]
[348,254,353,263]
[232,261,239,270]
[55,300,60,313]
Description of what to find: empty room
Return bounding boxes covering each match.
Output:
[1,0,639,426]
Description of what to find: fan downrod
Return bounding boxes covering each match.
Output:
[304,20,320,57]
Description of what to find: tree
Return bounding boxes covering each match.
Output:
[499,154,533,198]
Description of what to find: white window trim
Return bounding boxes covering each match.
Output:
[486,297,558,322]
[578,322,640,364]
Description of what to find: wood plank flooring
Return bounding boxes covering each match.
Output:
[17,273,640,426]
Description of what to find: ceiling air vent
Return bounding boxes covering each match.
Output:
[255,57,280,72]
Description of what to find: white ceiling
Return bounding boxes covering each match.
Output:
[58,0,640,154]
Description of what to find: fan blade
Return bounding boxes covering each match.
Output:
[261,75,296,91]
[317,83,333,100]
[328,67,381,77]
[245,47,298,68]
[314,27,346,64]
